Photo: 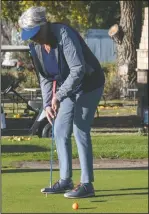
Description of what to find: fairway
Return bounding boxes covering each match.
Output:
[2,169,148,213]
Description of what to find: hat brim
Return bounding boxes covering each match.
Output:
[21,26,40,41]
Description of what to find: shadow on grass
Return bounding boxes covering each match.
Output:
[91,191,148,201]
[79,207,98,209]
[1,168,59,173]
[94,167,148,170]
[2,167,148,174]
[2,115,142,137]
[1,145,49,153]
[92,115,141,128]
[95,187,148,192]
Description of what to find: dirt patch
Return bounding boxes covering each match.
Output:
[11,158,148,169]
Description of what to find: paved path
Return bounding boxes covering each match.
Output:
[12,158,148,170]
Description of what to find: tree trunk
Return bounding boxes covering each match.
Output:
[109,1,143,97]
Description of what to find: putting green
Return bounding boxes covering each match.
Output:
[2,169,148,213]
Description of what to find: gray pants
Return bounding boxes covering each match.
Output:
[54,86,104,183]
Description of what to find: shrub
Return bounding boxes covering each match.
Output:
[101,62,121,100]
[1,69,17,91]
[19,69,39,89]
[2,61,121,100]
[1,68,39,92]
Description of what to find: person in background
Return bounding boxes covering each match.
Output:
[18,6,105,199]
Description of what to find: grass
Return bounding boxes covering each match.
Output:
[2,169,148,213]
[100,99,137,105]
[2,99,137,117]
[1,131,148,213]
[5,106,137,118]
[96,106,137,116]
[1,135,148,169]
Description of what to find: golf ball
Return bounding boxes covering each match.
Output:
[72,202,79,210]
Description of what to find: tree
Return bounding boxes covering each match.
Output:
[108,1,143,97]
[1,0,122,47]
[87,1,120,28]
[1,1,121,31]
[1,1,89,31]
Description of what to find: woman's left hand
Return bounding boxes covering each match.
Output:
[51,96,60,116]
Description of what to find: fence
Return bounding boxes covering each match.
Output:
[1,90,138,117]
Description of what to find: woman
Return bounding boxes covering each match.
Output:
[18,6,105,199]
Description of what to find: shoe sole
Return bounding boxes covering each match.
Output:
[64,192,95,199]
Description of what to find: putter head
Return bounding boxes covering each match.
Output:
[41,187,54,194]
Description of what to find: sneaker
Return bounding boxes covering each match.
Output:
[41,179,74,194]
[64,183,95,198]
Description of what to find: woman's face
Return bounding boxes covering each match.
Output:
[31,24,49,45]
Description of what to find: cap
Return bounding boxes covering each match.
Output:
[21,25,40,41]
[18,6,46,41]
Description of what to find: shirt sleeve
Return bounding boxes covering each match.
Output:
[39,73,53,109]
[56,27,86,102]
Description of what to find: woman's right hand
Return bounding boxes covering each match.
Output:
[45,106,56,125]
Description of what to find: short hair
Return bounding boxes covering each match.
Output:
[18,6,47,29]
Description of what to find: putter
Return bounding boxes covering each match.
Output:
[50,119,55,188]
[46,80,57,197]
[46,119,54,198]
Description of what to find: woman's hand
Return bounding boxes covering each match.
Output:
[45,96,60,125]
[45,106,56,125]
[51,96,60,115]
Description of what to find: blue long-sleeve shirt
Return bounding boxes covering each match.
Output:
[41,47,59,77]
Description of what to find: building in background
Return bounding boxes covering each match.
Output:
[85,29,116,63]
[136,7,148,124]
